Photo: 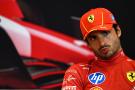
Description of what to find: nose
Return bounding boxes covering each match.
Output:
[98,37,106,46]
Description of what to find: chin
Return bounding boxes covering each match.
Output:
[99,53,113,60]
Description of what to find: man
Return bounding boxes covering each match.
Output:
[62,8,135,90]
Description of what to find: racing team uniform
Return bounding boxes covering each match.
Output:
[62,50,135,90]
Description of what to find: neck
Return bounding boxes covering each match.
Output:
[94,49,126,67]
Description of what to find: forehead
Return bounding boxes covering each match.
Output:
[87,27,115,36]
[89,30,109,35]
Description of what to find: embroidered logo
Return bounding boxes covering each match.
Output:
[88,72,106,85]
[62,86,76,90]
[90,86,103,90]
[111,15,115,21]
[67,75,76,82]
[88,15,94,23]
[127,71,135,82]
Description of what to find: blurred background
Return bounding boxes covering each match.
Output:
[18,0,135,59]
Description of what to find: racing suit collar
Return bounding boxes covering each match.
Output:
[94,49,127,66]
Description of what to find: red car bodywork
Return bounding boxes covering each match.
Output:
[0,0,95,89]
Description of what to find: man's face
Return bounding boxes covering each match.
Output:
[87,27,121,60]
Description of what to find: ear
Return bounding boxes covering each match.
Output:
[116,25,121,37]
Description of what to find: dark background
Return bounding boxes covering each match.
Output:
[18,0,135,59]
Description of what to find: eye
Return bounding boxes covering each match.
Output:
[88,36,96,41]
[102,31,110,36]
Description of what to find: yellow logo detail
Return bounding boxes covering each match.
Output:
[90,86,103,90]
[127,71,135,82]
[88,15,94,23]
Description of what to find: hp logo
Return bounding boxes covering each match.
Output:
[88,72,106,85]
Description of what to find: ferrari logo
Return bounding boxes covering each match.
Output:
[88,15,94,23]
[127,71,135,82]
[90,86,103,90]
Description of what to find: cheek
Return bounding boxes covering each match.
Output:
[109,35,120,49]
[89,42,99,51]
[106,38,113,45]
[112,38,120,48]
[105,34,116,45]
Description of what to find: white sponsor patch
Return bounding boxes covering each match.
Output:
[67,75,76,82]
[62,86,76,90]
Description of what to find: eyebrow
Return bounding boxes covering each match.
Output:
[87,34,97,39]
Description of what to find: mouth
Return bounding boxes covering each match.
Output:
[99,47,110,55]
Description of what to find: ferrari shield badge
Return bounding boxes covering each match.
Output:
[127,71,135,82]
[88,15,94,23]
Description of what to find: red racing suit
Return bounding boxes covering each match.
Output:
[62,50,135,90]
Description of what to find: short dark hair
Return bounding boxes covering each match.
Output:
[113,24,119,31]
